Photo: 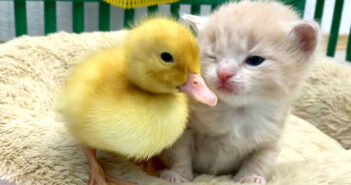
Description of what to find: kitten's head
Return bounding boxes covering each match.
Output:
[183,1,319,106]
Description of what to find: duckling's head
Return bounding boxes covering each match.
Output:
[124,17,217,106]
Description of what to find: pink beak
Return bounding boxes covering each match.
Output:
[179,73,218,107]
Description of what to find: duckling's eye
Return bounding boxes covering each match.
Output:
[160,52,174,63]
[245,56,265,66]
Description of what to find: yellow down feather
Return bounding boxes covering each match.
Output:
[56,17,200,160]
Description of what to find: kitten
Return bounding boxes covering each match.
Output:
[159,1,319,184]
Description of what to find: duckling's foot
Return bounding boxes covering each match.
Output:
[87,164,108,185]
[106,176,136,185]
[82,146,109,185]
[82,146,136,185]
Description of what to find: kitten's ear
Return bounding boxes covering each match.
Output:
[181,14,208,32]
[289,20,319,55]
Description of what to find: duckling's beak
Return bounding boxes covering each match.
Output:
[179,73,218,107]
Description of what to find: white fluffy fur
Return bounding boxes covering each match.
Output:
[160,1,319,184]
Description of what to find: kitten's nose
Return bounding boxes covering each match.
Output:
[218,71,234,83]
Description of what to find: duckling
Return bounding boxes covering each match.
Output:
[57,17,217,185]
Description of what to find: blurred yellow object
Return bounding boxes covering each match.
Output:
[103,0,181,9]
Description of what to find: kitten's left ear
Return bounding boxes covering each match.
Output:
[181,14,208,32]
[289,20,319,55]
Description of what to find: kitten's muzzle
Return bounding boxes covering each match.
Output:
[218,71,234,84]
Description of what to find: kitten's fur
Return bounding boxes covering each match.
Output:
[160,1,319,184]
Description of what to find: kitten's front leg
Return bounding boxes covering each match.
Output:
[159,130,194,184]
[233,143,280,185]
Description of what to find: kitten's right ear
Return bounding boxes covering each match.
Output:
[181,14,208,32]
[289,20,319,55]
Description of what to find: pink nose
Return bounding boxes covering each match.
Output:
[218,71,234,83]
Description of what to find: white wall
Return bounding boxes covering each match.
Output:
[0,0,350,41]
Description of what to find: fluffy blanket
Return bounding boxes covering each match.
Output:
[292,58,351,149]
[0,31,351,185]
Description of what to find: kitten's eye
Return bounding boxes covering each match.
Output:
[208,55,216,60]
[160,52,174,63]
[206,54,217,61]
[245,56,265,66]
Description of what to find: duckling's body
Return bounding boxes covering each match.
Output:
[61,48,188,159]
[57,17,217,185]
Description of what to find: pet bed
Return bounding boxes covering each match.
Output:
[0,31,350,185]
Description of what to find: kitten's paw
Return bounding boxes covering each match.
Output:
[159,170,189,184]
[238,175,266,184]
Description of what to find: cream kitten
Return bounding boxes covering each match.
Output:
[159,1,319,184]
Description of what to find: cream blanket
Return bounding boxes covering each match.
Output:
[292,58,351,149]
[0,31,350,185]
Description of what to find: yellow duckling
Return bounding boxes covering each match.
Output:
[57,17,217,185]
